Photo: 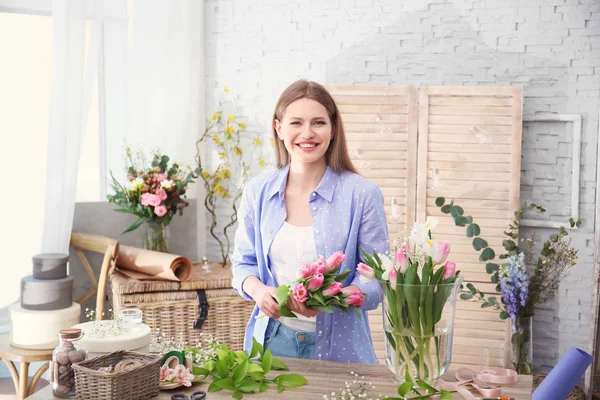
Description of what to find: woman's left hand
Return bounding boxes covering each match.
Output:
[286,297,319,318]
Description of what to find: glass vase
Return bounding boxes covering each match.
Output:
[143,221,170,252]
[511,316,533,375]
[379,278,462,384]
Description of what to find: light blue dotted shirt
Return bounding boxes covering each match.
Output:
[231,164,389,364]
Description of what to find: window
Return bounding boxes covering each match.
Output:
[0,10,101,307]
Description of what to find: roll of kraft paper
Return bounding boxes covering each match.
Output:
[532,347,592,400]
[116,245,193,282]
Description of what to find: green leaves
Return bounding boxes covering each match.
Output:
[479,248,496,262]
[197,337,303,399]
[273,285,295,318]
[123,218,145,234]
[261,349,272,374]
[450,205,464,218]
[386,377,453,400]
[472,237,488,251]
[486,263,500,274]
[397,382,412,396]
[334,269,352,282]
[466,223,480,237]
[435,197,445,207]
[273,374,307,388]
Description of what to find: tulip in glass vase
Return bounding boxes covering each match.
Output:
[359,218,462,384]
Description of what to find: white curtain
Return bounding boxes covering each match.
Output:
[103,0,204,192]
[41,0,104,253]
[41,0,204,253]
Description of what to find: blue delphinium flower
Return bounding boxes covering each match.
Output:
[499,253,529,324]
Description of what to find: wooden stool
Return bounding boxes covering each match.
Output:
[0,334,52,400]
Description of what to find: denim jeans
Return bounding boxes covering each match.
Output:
[264,319,316,359]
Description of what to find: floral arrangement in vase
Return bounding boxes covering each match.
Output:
[195,86,267,266]
[435,197,580,375]
[268,251,366,318]
[359,217,462,384]
[107,146,198,252]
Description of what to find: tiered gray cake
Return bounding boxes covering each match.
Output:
[20,254,73,311]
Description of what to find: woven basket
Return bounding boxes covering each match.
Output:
[533,373,585,400]
[73,350,161,400]
[109,262,254,350]
[592,374,600,400]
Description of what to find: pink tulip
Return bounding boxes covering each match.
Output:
[323,282,342,297]
[297,263,317,279]
[154,205,167,217]
[389,269,398,289]
[157,189,168,201]
[443,261,456,279]
[307,273,324,291]
[292,283,309,303]
[395,248,409,273]
[400,242,410,256]
[342,287,364,307]
[315,258,327,275]
[326,251,346,272]
[433,242,451,265]
[357,263,374,283]
[141,192,152,206]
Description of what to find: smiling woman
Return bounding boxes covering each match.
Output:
[231,80,389,364]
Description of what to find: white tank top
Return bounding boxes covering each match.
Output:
[270,221,317,332]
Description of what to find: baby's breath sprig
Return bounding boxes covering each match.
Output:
[322,371,382,400]
[84,308,123,339]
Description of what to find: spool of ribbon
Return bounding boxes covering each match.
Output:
[436,368,518,400]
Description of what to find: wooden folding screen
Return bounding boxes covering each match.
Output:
[327,85,418,360]
[329,85,523,369]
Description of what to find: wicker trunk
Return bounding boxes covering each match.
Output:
[109,262,254,350]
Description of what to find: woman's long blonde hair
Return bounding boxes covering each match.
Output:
[272,80,358,174]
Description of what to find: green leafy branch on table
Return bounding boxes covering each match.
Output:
[186,337,306,399]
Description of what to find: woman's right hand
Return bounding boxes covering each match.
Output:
[243,277,281,319]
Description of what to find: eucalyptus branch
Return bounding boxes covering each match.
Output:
[435,196,579,321]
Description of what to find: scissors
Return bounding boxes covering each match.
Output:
[171,391,207,400]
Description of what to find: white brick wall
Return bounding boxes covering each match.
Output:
[204,0,600,372]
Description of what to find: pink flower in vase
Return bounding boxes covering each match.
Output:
[395,248,409,273]
[357,263,374,283]
[141,193,152,206]
[156,189,168,201]
[149,194,162,207]
[154,205,167,217]
[389,269,398,290]
[433,242,451,265]
[400,242,410,256]
[292,283,309,303]
[443,261,456,279]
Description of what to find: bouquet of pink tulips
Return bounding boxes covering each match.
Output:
[273,251,366,317]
